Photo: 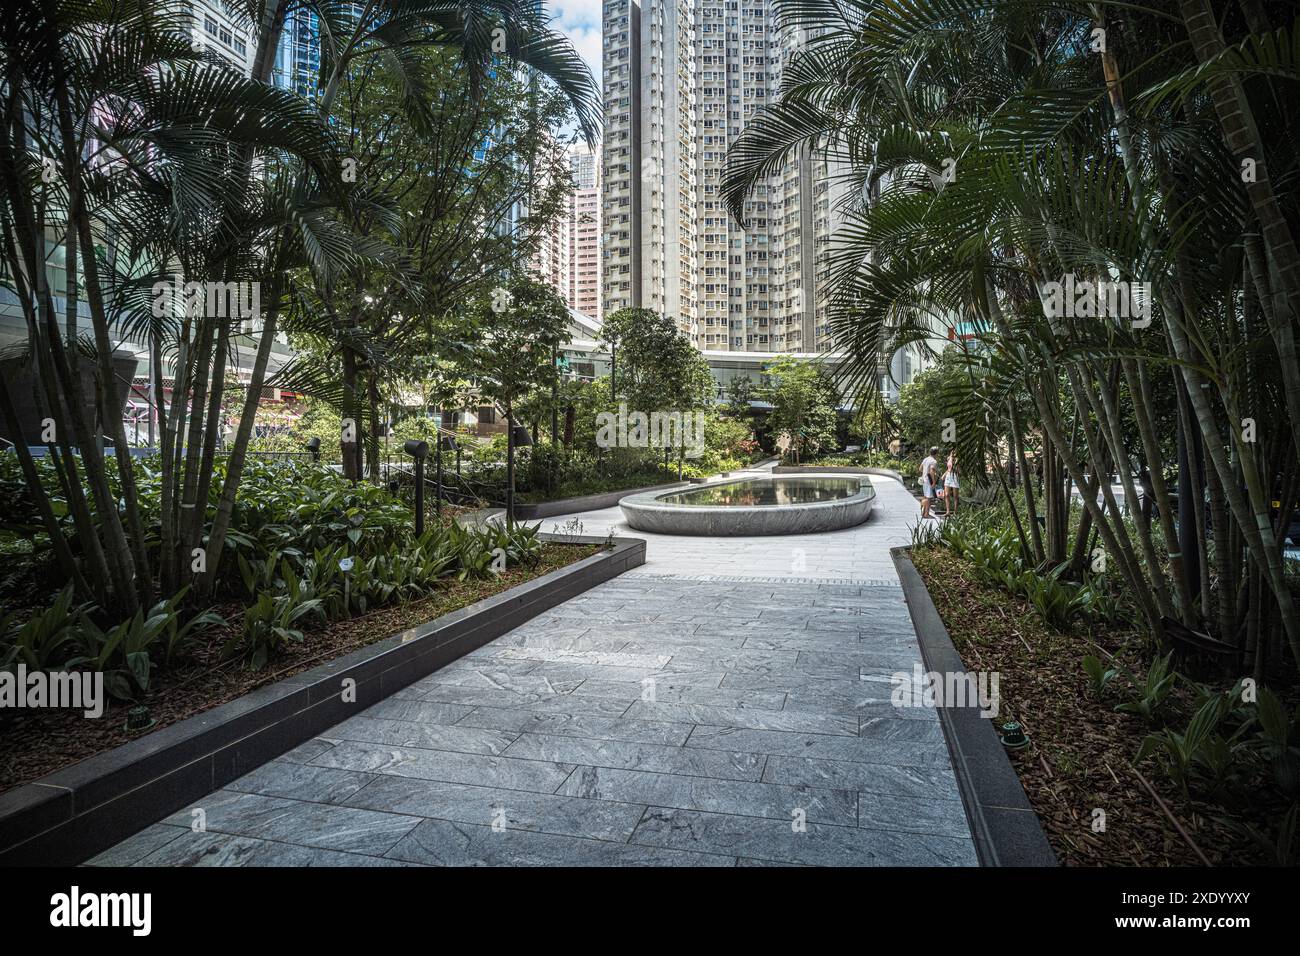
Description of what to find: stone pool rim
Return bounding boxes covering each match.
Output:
[619,473,877,536]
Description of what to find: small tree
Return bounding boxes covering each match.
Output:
[600,309,715,473]
[763,356,839,464]
[458,276,570,522]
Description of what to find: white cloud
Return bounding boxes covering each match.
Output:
[549,0,603,85]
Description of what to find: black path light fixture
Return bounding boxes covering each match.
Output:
[306,436,321,463]
[403,438,429,535]
[436,434,457,514]
[506,418,532,527]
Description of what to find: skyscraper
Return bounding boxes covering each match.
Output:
[184,1,256,75]
[568,143,603,320]
[601,0,846,353]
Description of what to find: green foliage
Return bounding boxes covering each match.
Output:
[2,586,222,700]
[458,276,572,420]
[763,356,839,463]
[227,588,325,671]
[1229,804,1300,867]
[1136,684,1251,798]
[1082,654,1119,698]
[893,349,970,459]
[0,586,94,672]
[1115,651,1177,724]
[804,449,907,470]
[602,309,717,415]
[1255,687,1300,800]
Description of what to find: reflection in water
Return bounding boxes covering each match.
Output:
[658,477,864,507]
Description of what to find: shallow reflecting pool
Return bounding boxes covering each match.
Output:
[657,476,864,507]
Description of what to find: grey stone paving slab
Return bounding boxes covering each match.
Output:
[455,707,695,745]
[783,685,934,718]
[361,698,476,725]
[623,699,859,736]
[136,831,418,867]
[630,807,978,867]
[495,647,674,668]
[405,681,583,709]
[684,725,953,768]
[278,738,339,765]
[308,739,576,793]
[559,766,857,825]
[384,817,733,867]
[101,475,974,866]
[858,793,971,838]
[341,775,648,842]
[226,759,378,804]
[503,733,765,781]
[568,678,787,711]
[422,659,541,684]
[527,661,727,685]
[163,790,420,856]
[762,755,960,801]
[494,634,631,653]
[86,823,189,866]
[858,715,949,743]
[328,714,520,755]
[430,689,635,720]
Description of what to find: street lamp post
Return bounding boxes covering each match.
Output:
[507,419,531,528]
[403,439,428,535]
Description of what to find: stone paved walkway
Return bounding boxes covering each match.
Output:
[93,471,977,866]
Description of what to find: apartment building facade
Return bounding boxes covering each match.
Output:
[568,144,603,320]
[601,0,848,353]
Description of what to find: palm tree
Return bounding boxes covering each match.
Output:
[0,0,601,609]
[724,0,1300,673]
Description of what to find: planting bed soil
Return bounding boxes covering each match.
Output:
[911,546,1282,866]
[0,542,599,795]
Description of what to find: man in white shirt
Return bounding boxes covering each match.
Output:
[920,446,939,519]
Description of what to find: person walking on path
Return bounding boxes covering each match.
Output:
[942,450,960,516]
[920,446,939,519]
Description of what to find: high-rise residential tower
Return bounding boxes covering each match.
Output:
[601,0,846,353]
[567,143,603,320]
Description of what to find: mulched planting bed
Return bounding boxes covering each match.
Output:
[911,545,1279,866]
[0,542,600,795]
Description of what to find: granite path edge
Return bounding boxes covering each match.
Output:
[514,483,690,520]
[0,534,645,867]
[891,546,1057,867]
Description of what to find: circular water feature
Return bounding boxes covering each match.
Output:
[619,474,877,536]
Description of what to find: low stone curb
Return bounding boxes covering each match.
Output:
[891,547,1058,867]
[773,464,907,485]
[0,535,645,867]
[513,482,688,519]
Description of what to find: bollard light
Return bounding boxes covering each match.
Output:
[999,721,1030,750]
[506,419,530,528]
[403,440,428,534]
[125,705,155,733]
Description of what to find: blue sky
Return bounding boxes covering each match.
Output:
[550,0,602,90]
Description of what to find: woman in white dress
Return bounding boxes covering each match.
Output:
[943,451,960,516]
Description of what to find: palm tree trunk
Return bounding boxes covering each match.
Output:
[1179,0,1300,464]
